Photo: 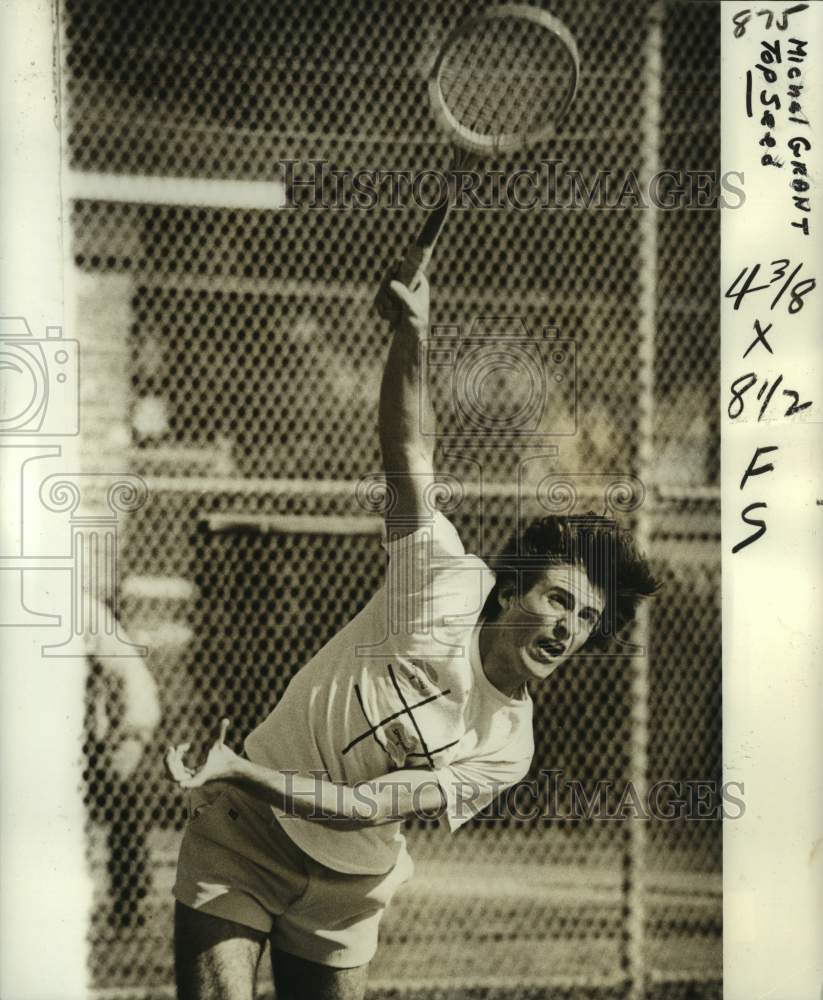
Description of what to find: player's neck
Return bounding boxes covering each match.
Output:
[477,620,527,699]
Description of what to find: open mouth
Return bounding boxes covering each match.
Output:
[529,638,567,664]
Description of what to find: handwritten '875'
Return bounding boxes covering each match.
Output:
[732,5,809,38]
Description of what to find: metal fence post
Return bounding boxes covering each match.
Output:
[623,3,662,997]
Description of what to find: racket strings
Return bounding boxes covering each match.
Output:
[437,18,573,143]
[443,29,496,134]
[443,29,519,134]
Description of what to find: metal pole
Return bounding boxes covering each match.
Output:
[623,3,662,997]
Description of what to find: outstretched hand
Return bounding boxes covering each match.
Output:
[165,718,246,789]
[375,264,430,338]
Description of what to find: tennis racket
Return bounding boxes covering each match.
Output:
[384,3,580,294]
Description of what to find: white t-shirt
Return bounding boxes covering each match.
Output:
[244,511,534,875]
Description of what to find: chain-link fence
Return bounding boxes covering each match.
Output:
[64,0,721,996]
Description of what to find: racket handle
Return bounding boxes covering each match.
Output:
[395,200,451,287]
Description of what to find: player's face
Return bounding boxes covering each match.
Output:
[498,564,605,682]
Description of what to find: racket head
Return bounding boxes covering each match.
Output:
[428,4,580,156]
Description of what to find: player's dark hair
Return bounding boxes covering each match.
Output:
[481,513,660,649]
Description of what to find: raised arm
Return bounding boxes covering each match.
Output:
[376,270,436,540]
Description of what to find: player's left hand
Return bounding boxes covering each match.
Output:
[165,719,246,789]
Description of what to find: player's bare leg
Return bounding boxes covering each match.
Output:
[271,948,369,1000]
[174,902,266,1000]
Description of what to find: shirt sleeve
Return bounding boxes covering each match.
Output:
[381,511,494,660]
[431,753,533,833]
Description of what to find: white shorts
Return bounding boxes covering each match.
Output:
[173,782,414,968]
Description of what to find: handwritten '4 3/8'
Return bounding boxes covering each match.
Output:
[725,258,815,314]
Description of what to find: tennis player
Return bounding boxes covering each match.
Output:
[166,268,658,1000]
